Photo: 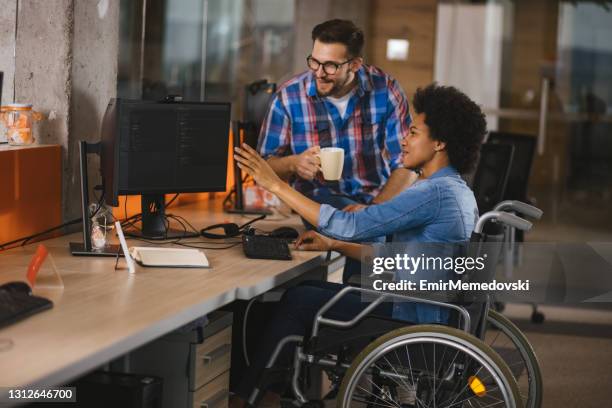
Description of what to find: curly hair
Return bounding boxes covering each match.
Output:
[412,83,487,173]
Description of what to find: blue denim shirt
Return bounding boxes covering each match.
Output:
[317,166,479,323]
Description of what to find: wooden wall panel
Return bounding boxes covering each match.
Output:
[368,0,438,99]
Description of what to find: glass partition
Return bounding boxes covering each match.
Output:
[435,0,612,240]
[118,0,295,118]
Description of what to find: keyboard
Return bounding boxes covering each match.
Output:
[0,289,53,329]
[242,235,292,260]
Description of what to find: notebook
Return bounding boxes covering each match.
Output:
[129,247,210,268]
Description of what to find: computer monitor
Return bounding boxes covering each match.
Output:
[100,98,231,239]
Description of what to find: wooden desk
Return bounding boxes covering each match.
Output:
[0,202,326,394]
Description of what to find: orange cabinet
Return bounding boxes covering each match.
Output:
[0,144,62,246]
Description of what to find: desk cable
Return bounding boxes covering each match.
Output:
[0,218,82,251]
[119,196,244,250]
[123,213,244,250]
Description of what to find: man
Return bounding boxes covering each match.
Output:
[258,19,414,212]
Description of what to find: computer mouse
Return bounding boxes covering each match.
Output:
[1,281,32,295]
[269,226,300,240]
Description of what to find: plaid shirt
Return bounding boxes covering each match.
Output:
[257,65,410,201]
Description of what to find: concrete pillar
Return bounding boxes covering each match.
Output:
[14,0,73,148]
[0,0,17,112]
[14,0,74,222]
[7,0,119,223]
[69,0,120,221]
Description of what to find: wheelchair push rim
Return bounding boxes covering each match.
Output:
[485,310,543,408]
[337,324,522,408]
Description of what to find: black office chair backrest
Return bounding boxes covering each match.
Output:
[462,228,505,338]
[472,143,514,214]
[487,131,536,201]
[243,79,276,149]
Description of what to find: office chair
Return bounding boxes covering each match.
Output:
[485,132,537,254]
[486,132,546,323]
[487,132,536,203]
[471,143,515,215]
[242,79,277,149]
[227,80,277,214]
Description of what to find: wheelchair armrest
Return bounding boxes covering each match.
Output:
[493,200,543,220]
[475,211,532,233]
[311,286,471,337]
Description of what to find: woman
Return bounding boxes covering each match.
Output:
[231,83,486,406]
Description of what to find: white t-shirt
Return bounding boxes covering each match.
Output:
[326,89,355,119]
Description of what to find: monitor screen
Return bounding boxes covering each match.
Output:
[101,99,231,205]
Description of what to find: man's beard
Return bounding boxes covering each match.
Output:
[316,79,341,97]
[316,73,352,97]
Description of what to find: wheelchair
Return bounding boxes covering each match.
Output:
[248,202,543,408]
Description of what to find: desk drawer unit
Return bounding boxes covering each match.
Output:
[130,312,232,408]
[191,371,229,408]
[192,326,232,389]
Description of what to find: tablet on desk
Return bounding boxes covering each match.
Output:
[115,222,210,270]
[129,247,210,268]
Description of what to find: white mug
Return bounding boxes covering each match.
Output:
[318,147,344,181]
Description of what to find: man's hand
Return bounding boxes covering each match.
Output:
[234,144,284,193]
[294,230,337,251]
[342,203,368,212]
[293,146,321,180]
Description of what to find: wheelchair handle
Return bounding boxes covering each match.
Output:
[475,211,532,233]
[494,200,543,220]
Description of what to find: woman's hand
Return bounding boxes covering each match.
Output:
[234,144,284,193]
[294,230,337,251]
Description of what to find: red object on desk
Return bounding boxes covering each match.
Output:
[26,244,49,286]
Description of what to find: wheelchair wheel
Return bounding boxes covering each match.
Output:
[485,310,543,408]
[337,325,521,408]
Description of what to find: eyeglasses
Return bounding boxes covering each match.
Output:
[306,55,353,75]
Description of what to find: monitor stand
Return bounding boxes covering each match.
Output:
[124,194,199,240]
[70,140,121,257]
[69,242,121,257]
